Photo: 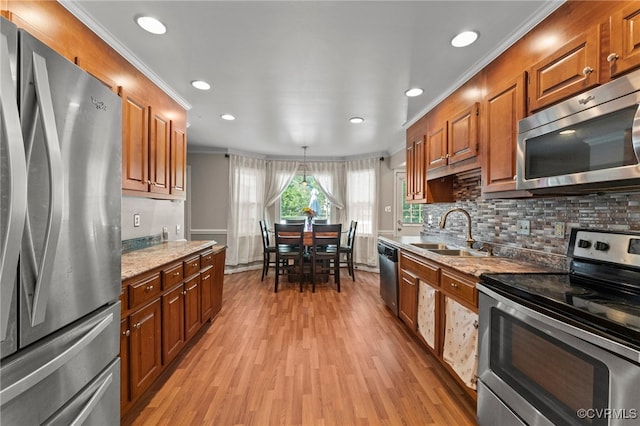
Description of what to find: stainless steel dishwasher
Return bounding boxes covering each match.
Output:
[378,241,399,316]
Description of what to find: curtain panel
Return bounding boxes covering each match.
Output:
[345,157,379,267]
[226,155,266,266]
[263,160,299,227]
[307,162,346,225]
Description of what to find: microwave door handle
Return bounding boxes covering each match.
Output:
[0,34,27,341]
[633,104,640,163]
[27,53,64,327]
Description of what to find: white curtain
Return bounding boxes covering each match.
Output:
[263,160,299,226]
[226,155,266,266]
[345,157,379,267]
[307,162,346,225]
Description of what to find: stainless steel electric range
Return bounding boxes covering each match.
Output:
[477,228,640,426]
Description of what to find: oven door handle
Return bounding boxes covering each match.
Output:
[477,283,640,363]
[632,103,640,164]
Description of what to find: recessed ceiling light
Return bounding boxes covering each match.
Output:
[220,114,235,121]
[191,80,211,90]
[136,16,166,35]
[451,31,478,47]
[405,88,424,97]
[349,117,364,124]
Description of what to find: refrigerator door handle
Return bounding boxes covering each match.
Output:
[66,372,114,426]
[0,312,113,404]
[0,32,27,341]
[25,52,64,327]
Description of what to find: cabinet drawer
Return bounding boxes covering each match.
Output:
[128,273,161,310]
[162,263,183,289]
[200,249,215,268]
[400,252,440,286]
[440,269,477,307]
[183,256,200,278]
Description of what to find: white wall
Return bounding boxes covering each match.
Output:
[121,196,185,241]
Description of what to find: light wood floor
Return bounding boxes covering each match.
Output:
[123,269,477,426]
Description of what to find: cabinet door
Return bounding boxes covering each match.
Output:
[405,142,415,201]
[399,269,418,330]
[120,318,130,410]
[200,266,213,322]
[162,285,185,365]
[442,297,479,391]
[413,138,425,201]
[211,250,225,318]
[609,4,640,78]
[170,124,187,197]
[121,89,149,192]
[129,299,162,400]
[417,281,439,354]
[184,275,202,341]
[149,108,170,195]
[482,75,526,193]
[427,124,447,170]
[447,103,479,164]
[528,26,600,112]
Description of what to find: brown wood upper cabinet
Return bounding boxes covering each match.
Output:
[149,108,171,195]
[427,103,479,171]
[527,25,600,112]
[481,74,527,194]
[170,124,187,197]
[405,136,425,202]
[121,89,149,192]
[608,4,640,79]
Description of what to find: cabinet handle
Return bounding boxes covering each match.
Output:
[133,322,141,329]
[146,180,152,185]
[473,319,479,329]
[450,282,458,289]
[144,285,154,292]
[122,329,130,337]
[607,53,619,63]
[439,156,445,161]
[582,66,593,76]
[203,274,211,280]
[513,175,517,181]
[173,271,180,277]
[187,284,198,292]
[191,262,198,268]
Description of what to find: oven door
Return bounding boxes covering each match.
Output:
[477,284,640,426]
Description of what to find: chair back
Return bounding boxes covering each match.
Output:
[346,220,358,248]
[312,224,342,250]
[284,219,305,224]
[259,219,271,248]
[313,219,328,224]
[274,223,305,252]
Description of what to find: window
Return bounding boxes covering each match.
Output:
[401,176,423,224]
[280,175,331,221]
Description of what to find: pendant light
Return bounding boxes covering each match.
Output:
[301,146,308,186]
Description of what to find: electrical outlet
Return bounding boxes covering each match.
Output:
[176,224,181,235]
[384,205,391,213]
[554,222,565,238]
[427,214,433,225]
[133,214,140,227]
[516,220,530,235]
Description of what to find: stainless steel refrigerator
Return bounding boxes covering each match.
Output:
[1,17,121,424]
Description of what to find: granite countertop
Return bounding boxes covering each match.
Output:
[121,240,224,280]
[378,235,564,278]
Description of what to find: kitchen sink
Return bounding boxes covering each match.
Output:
[427,248,490,257]
[409,242,451,250]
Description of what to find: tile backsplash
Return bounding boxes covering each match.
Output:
[421,171,640,268]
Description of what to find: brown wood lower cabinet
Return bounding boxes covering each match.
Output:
[398,249,478,400]
[120,246,226,416]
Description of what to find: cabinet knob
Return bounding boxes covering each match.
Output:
[582,66,594,76]
[146,180,152,185]
[134,322,141,329]
[183,290,188,295]
[450,282,458,289]
[145,285,154,292]
[445,153,450,159]
[174,271,180,277]
[513,175,517,181]
[607,53,619,63]
[122,329,131,336]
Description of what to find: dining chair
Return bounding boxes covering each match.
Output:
[259,220,277,281]
[284,219,305,224]
[339,220,358,281]
[310,223,342,292]
[273,223,306,292]
[313,219,328,224]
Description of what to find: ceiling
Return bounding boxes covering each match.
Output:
[63,1,562,159]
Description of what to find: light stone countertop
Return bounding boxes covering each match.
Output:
[378,235,564,278]
[121,240,225,280]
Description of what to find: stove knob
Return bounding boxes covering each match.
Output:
[577,239,591,249]
[594,241,609,251]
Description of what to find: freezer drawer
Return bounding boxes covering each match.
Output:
[0,302,120,425]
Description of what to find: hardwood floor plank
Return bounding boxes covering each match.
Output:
[123,270,477,426]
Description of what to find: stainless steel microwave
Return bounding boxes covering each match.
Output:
[516,68,640,193]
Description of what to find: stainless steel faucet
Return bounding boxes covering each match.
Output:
[439,207,475,248]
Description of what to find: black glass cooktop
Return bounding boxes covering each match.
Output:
[480,272,640,348]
